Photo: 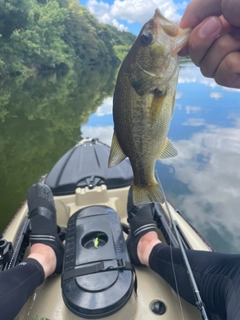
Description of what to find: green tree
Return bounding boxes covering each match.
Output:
[0,66,118,232]
[0,0,135,75]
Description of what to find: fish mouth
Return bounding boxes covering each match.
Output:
[153,8,179,37]
[153,9,162,29]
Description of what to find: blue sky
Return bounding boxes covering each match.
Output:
[79,0,190,34]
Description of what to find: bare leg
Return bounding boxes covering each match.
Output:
[131,215,240,320]
[28,243,57,278]
[0,183,64,320]
[137,231,160,267]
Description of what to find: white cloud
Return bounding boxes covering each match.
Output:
[179,63,240,91]
[95,97,113,116]
[110,0,181,25]
[228,114,240,128]
[179,64,218,88]
[185,106,201,114]
[111,19,129,32]
[86,0,184,31]
[176,91,182,99]
[210,92,222,100]
[175,105,182,111]
[164,122,240,251]
[87,0,128,31]
[222,87,240,93]
[182,118,205,126]
[81,125,114,146]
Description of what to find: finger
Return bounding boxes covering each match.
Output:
[200,31,240,78]
[222,0,240,27]
[187,17,223,65]
[178,46,188,57]
[178,16,233,58]
[219,16,235,34]
[214,52,240,88]
[180,0,222,28]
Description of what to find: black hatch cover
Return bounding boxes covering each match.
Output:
[45,139,133,195]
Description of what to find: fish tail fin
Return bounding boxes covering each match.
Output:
[132,182,164,206]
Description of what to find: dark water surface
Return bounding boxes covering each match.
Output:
[0,66,117,232]
[1,62,240,254]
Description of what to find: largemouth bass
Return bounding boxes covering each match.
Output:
[108,9,191,206]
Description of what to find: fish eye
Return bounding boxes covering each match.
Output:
[140,33,153,46]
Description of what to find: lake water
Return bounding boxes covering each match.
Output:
[1,61,240,253]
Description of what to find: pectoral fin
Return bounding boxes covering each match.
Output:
[150,90,166,119]
[159,138,178,159]
[108,131,127,168]
[171,91,176,117]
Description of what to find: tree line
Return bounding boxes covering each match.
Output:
[0,0,136,76]
[0,65,118,230]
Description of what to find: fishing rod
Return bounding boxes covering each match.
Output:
[155,171,209,320]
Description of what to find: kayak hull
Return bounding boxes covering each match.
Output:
[3,139,212,320]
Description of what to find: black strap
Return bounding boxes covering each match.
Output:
[29,207,55,224]
[62,259,133,281]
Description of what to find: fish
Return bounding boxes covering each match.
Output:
[108,9,191,206]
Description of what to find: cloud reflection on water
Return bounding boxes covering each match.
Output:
[182,118,206,127]
[185,106,202,114]
[179,64,217,87]
[81,125,113,146]
[210,92,222,100]
[81,63,240,253]
[95,97,113,116]
[162,122,240,253]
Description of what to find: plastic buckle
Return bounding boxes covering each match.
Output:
[117,259,126,269]
[102,259,126,271]
[0,240,12,265]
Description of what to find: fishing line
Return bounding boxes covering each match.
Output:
[166,222,185,320]
[155,171,185,320]
[155,171,209,320]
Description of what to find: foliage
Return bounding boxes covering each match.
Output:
[0,0,136,75]
[0,66,118,232]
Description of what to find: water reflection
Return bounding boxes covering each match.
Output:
[0,66,118,233]
[1,61,240,253]
[166,65,240,253]
[82,62,240,253]
[163,124,240,253]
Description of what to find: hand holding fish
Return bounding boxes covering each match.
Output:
[179,0,240,89]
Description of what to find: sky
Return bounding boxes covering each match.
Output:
[79,0,190,34]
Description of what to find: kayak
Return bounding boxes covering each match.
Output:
[1,138,212,320]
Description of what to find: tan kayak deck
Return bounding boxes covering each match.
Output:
[3,185,212,320]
